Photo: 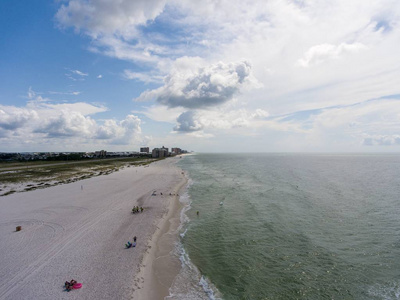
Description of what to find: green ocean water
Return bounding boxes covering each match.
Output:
[170,153,400,300]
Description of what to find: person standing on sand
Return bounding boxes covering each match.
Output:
[133,236,137,242]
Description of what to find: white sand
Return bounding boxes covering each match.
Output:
[0,157,186,300]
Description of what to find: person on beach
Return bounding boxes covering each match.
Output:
[126,241,132,248]
[140,207,143,212]
[133,236,137,242]
[65,281,74,291]
[65,279,79,291]
[132,206,141,213]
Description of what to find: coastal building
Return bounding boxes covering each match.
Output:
[171,147,182,155]
[94,150,107,158]
[140,147,149,154]
[161,146,169,156]
[151,148,168,158]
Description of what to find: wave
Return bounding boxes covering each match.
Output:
[166,241,220,300]
[368,281,400,299]
[166,168,221,300]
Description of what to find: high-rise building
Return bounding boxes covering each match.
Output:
[161,146,169,156]
[151,148,168,158]
[140,147,149,153]
[171,147,182,154]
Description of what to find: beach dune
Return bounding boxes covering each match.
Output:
[0,158,186,300]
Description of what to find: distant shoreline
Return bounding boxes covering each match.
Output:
[0,157,158,197]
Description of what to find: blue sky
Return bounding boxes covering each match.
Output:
[1,0,400,152]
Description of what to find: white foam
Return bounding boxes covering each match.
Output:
[199,275,218,300]
[180,228,188,239]
[166,172,221,300]
[368,281,400,299]
[178,178,193,237]
[166,240,221,300]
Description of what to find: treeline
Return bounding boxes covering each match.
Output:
[0,153,88,162]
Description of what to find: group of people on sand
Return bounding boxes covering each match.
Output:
[64,279,78,291]
[132,206,144,213]
[126,236,137,248]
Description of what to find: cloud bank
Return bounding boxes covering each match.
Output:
[0,91,144,150]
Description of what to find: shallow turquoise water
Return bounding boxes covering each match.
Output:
[176,153,400,300]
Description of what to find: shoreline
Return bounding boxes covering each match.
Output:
[132,166,187,299]
[0,157,187,299]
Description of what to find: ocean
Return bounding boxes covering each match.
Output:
[168,153,400,300]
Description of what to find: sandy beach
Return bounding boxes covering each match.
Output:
[0,157,187,300]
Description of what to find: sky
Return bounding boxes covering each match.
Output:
[1,0,400,153]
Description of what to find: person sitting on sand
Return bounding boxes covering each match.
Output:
[140,207,143,212]
[126,241,132,248]
[65,281,72,291]
[70,279,77,285]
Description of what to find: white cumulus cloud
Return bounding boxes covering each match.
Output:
[136,60,256,109]
[173,111,203,132]
[34,110,96,138]
[173,107,270,134]
[0,108,39,131]
[0,90,144,149]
